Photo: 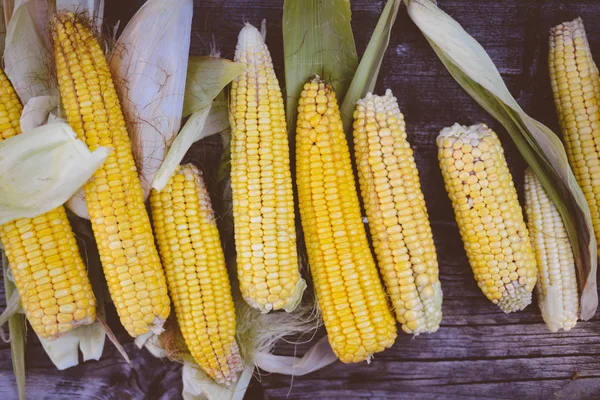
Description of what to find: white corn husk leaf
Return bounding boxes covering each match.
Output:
[182,364,253,400]
[0,122,109,225]
[405,0,598,319]
[55,0,104,28]
[253,336,336,376]
[19,95,60,132]
[134,331,167,358]
[109,0,192,200]
[4,0,56,104]
[0,95,108,224]
[36,321,105,370]
[66,190,89,220]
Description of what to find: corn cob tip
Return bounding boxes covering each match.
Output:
[496,283,532,313]
[437,122,488,143]
[237,22,264,49]
[550,17,585,36]
[51,11,96,34]
[437,123,537,313]
[356,88,395,108]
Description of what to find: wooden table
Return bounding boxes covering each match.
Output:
[2,1,600,399]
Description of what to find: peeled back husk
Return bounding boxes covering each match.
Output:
[0,120,109,225]
[109,0,192,200]
[4,0,56,104]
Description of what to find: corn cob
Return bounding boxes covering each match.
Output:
[52,13,170,337]
[230,23,305,313]
[353,90,442,334]
[296,77,397,362]
[150,164,242,384]
[549,18,600,249]
[524,169,578,331]
[437,123,537,312]
[0,69,96,339]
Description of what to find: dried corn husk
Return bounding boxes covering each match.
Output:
[404,0,597,318]
[109,0,192,200]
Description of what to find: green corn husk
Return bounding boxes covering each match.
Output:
[1,251,26,400]
[340,0,401,133]
[152,56,244,191]
[404,0,597,318]
[282,0,358,134]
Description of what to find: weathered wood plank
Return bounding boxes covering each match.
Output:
[2,0,600,399]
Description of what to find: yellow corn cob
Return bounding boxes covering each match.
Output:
[296,77,397,362]
[150,164,242,384]
[52,13,170,337]
[549,18,600,248]
[524,169,578,331]
[230,23,305,313]
[0,71,21,140]
[437,123,537,312]
[353,90,442,334]
[0,69,96,339]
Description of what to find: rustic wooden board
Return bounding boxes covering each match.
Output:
[2,0,600,399]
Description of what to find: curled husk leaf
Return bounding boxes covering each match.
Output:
[0,120,109,225]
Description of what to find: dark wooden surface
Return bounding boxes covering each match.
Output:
[3,1,600,399]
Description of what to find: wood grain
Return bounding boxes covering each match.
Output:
[2,0,600,399]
